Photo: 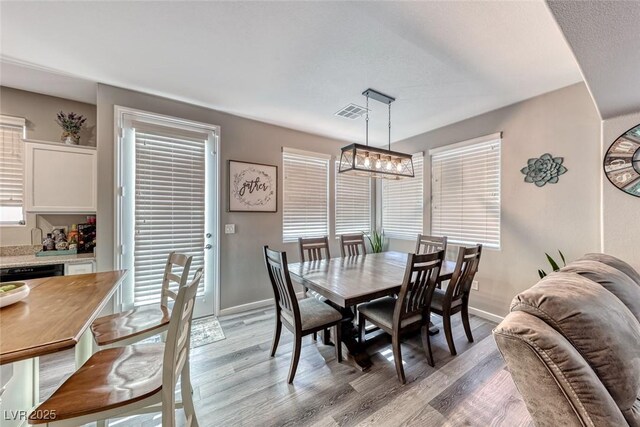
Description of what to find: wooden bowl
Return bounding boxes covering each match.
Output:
[0,282,30,308]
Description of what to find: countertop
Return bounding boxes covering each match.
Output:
[0,271,126,364]
[0,253,95,269]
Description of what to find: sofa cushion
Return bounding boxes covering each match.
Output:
[561,260,640,322]
[581,253,640,286]
[511,272,640,426]
[494,311,628,427]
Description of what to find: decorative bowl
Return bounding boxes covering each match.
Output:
[0,282,30,308]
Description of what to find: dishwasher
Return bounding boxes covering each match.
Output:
[0,263,65,282]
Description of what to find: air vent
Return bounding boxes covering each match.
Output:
[335,103,368,120]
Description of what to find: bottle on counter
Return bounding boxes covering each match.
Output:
[43,233,55,251]
[68,224,79,250]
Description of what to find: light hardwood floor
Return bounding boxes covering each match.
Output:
[39,308,532,427]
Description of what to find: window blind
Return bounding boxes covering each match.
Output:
[431,137,501,249]
[381,154,424,240]
[0,116,26,225]
[335,161,371,236]
[282,149,329,243]
[134,123,207,306]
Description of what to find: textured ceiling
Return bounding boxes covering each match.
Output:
[0,1,582,143]
[547,1,640,120]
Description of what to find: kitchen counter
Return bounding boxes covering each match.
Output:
[0,252,95,268]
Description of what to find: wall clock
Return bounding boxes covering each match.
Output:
[603,124,640,197]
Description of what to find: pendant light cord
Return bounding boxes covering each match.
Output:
[388,102,391,151]
[365,94,370,147]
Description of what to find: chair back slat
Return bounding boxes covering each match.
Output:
[415,234,447,255]
[394,251,444,325]
[340,233,367,257]
[162,268,203,404]
[298,236,331,262]
[264,246,301,324]
[161,251,194,308]
[447,245,483,302]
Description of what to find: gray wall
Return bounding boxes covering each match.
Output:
[602,111,640,274]
[387,83,601,317]
[96,84,347,311]
[0,86,97,246]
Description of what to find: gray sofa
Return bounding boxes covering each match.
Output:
[493,253,640,427]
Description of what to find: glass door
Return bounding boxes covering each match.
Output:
[117,109,217,318]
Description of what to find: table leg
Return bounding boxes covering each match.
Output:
[75,329,95,369]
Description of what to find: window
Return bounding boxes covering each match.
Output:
[381,154,424,239]
[431,134,501,249]
[335,162,372,236]
[0,115,26,225]
[282,148,330,243]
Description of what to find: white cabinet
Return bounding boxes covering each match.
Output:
[24,140,97,213]
[65,261,96,276]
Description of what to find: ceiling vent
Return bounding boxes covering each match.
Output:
[335,103,368,120]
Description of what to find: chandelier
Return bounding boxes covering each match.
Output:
[338,89,414,180]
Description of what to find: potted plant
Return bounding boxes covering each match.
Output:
[538,250,566,278]
[56,111,87,145]
[366,229,385,253]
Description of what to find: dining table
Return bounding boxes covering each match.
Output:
[0,271,126,427]
[288,251,455,370]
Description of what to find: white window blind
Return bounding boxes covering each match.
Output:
[382,154,424,239]
[283,148,329,243]
[0,116,26,225]
[134,123,207,305]
[335,162,371,236]
[431,135,501,249]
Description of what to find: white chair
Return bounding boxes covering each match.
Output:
[91,252,192,348]
[28,269,204,427]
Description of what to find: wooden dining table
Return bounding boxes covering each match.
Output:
[288,251,455,370]
[0,271,126,427]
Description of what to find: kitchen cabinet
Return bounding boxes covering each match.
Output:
[65,261,96,276]
[24,140,97,213]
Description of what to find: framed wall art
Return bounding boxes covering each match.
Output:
[603,123,640,198]
[228,160,278,212]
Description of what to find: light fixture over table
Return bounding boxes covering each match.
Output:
[338,89,414,180]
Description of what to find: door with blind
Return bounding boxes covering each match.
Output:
[117,110,218,318]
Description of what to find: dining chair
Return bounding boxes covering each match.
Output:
[91,252,193,348]
[357,251,444,384]
[340,233,367,257]
[430,244,482,356]
[264,246,343,383]
[28,269,204,427]
[298,236,332,343]
[415,234,447,255]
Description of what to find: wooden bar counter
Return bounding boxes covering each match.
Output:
[0,271,126,427]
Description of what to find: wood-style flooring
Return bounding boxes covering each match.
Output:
[39,308,532,427]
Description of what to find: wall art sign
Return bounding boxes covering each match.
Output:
[603,124,640,198]
[520,153,567,187]
[228,160,277,212]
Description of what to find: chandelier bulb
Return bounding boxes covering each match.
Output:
[396,161,403,172]
[375,158,382,169]
[364,154,370,168]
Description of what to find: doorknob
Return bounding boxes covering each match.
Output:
[205,244,212,250]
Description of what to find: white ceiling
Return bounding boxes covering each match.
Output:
[0,1,582,144]
[547,1,640,120]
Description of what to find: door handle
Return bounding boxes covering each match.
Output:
[205,244,212,250]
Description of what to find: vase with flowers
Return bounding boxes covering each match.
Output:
[56,111,87,145]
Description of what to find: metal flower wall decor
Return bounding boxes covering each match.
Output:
[520,153,567,187]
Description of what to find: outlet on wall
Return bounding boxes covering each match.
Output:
[472,280,479,291]
[225,224,236,234]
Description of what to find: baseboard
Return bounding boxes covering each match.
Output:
[219,292,305,317]
[468,306,504,324]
